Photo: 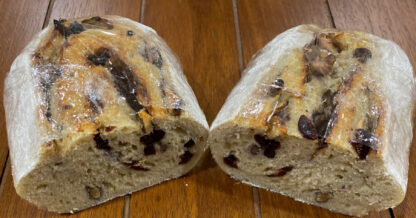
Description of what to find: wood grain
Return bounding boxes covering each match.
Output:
[328,1,416,217]
[129,0,255,217]
[237,0,392,217]
[238,0,333,67]
[0,0,50,184]
[48,0,142,23]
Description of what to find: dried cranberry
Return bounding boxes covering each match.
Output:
[140,134,153,145]
[350,129,376,160]
[140,129,166,145]
[267,166,294,177]
[91,47,145,114]
[122,161,150,171]
[254,134,267,147]
[179,151,193,164]
[298,115,318,140]
[352,144,369,160]
[184,139,195,148]
[263,148,276,159]
[130,165,149,171]
[144,144,156,155]
[105,126,116,132]
[254,135,281,150]
[152,129,165,142]
[94,133,111,150]
[254,134,280,158]
[223,154,238,168]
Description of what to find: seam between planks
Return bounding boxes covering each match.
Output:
[0,159,10,198]
[325,0,336,28]
[252,187,262,218]
[140,0,146,23]
[389,208,395,218]
[123,195,131,218]
[0,153,8,194]
[232,0,244,76]
[42,0,55,28]
[232,0,261,217]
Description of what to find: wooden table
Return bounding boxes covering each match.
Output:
[0,0,415,217]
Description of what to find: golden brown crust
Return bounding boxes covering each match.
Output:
[232,29,384,161]
[32,16,186,146]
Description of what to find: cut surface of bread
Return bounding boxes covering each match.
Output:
[209,25,415,216]
[4,16,208,213]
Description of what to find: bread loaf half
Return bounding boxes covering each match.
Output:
[209,25,415,216]
[4,15,208,213]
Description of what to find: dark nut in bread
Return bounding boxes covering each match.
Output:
[315,191,332,203]
[86,186,102,200]
[353,48,372,63]
[249,144,261,155]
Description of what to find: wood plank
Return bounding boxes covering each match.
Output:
[238,0,333,67]
[237,0,391,217]
[328,0,416,217]
[0,0,143,217]
[0,161,124,218]
[328,0,416,68]
[129,0,255,217]
[48,0,142,22]
[0,0,50,183]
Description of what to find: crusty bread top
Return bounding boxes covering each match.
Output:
[4,15,208,184]
[211,25,415,191]
[33,16,207,137]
